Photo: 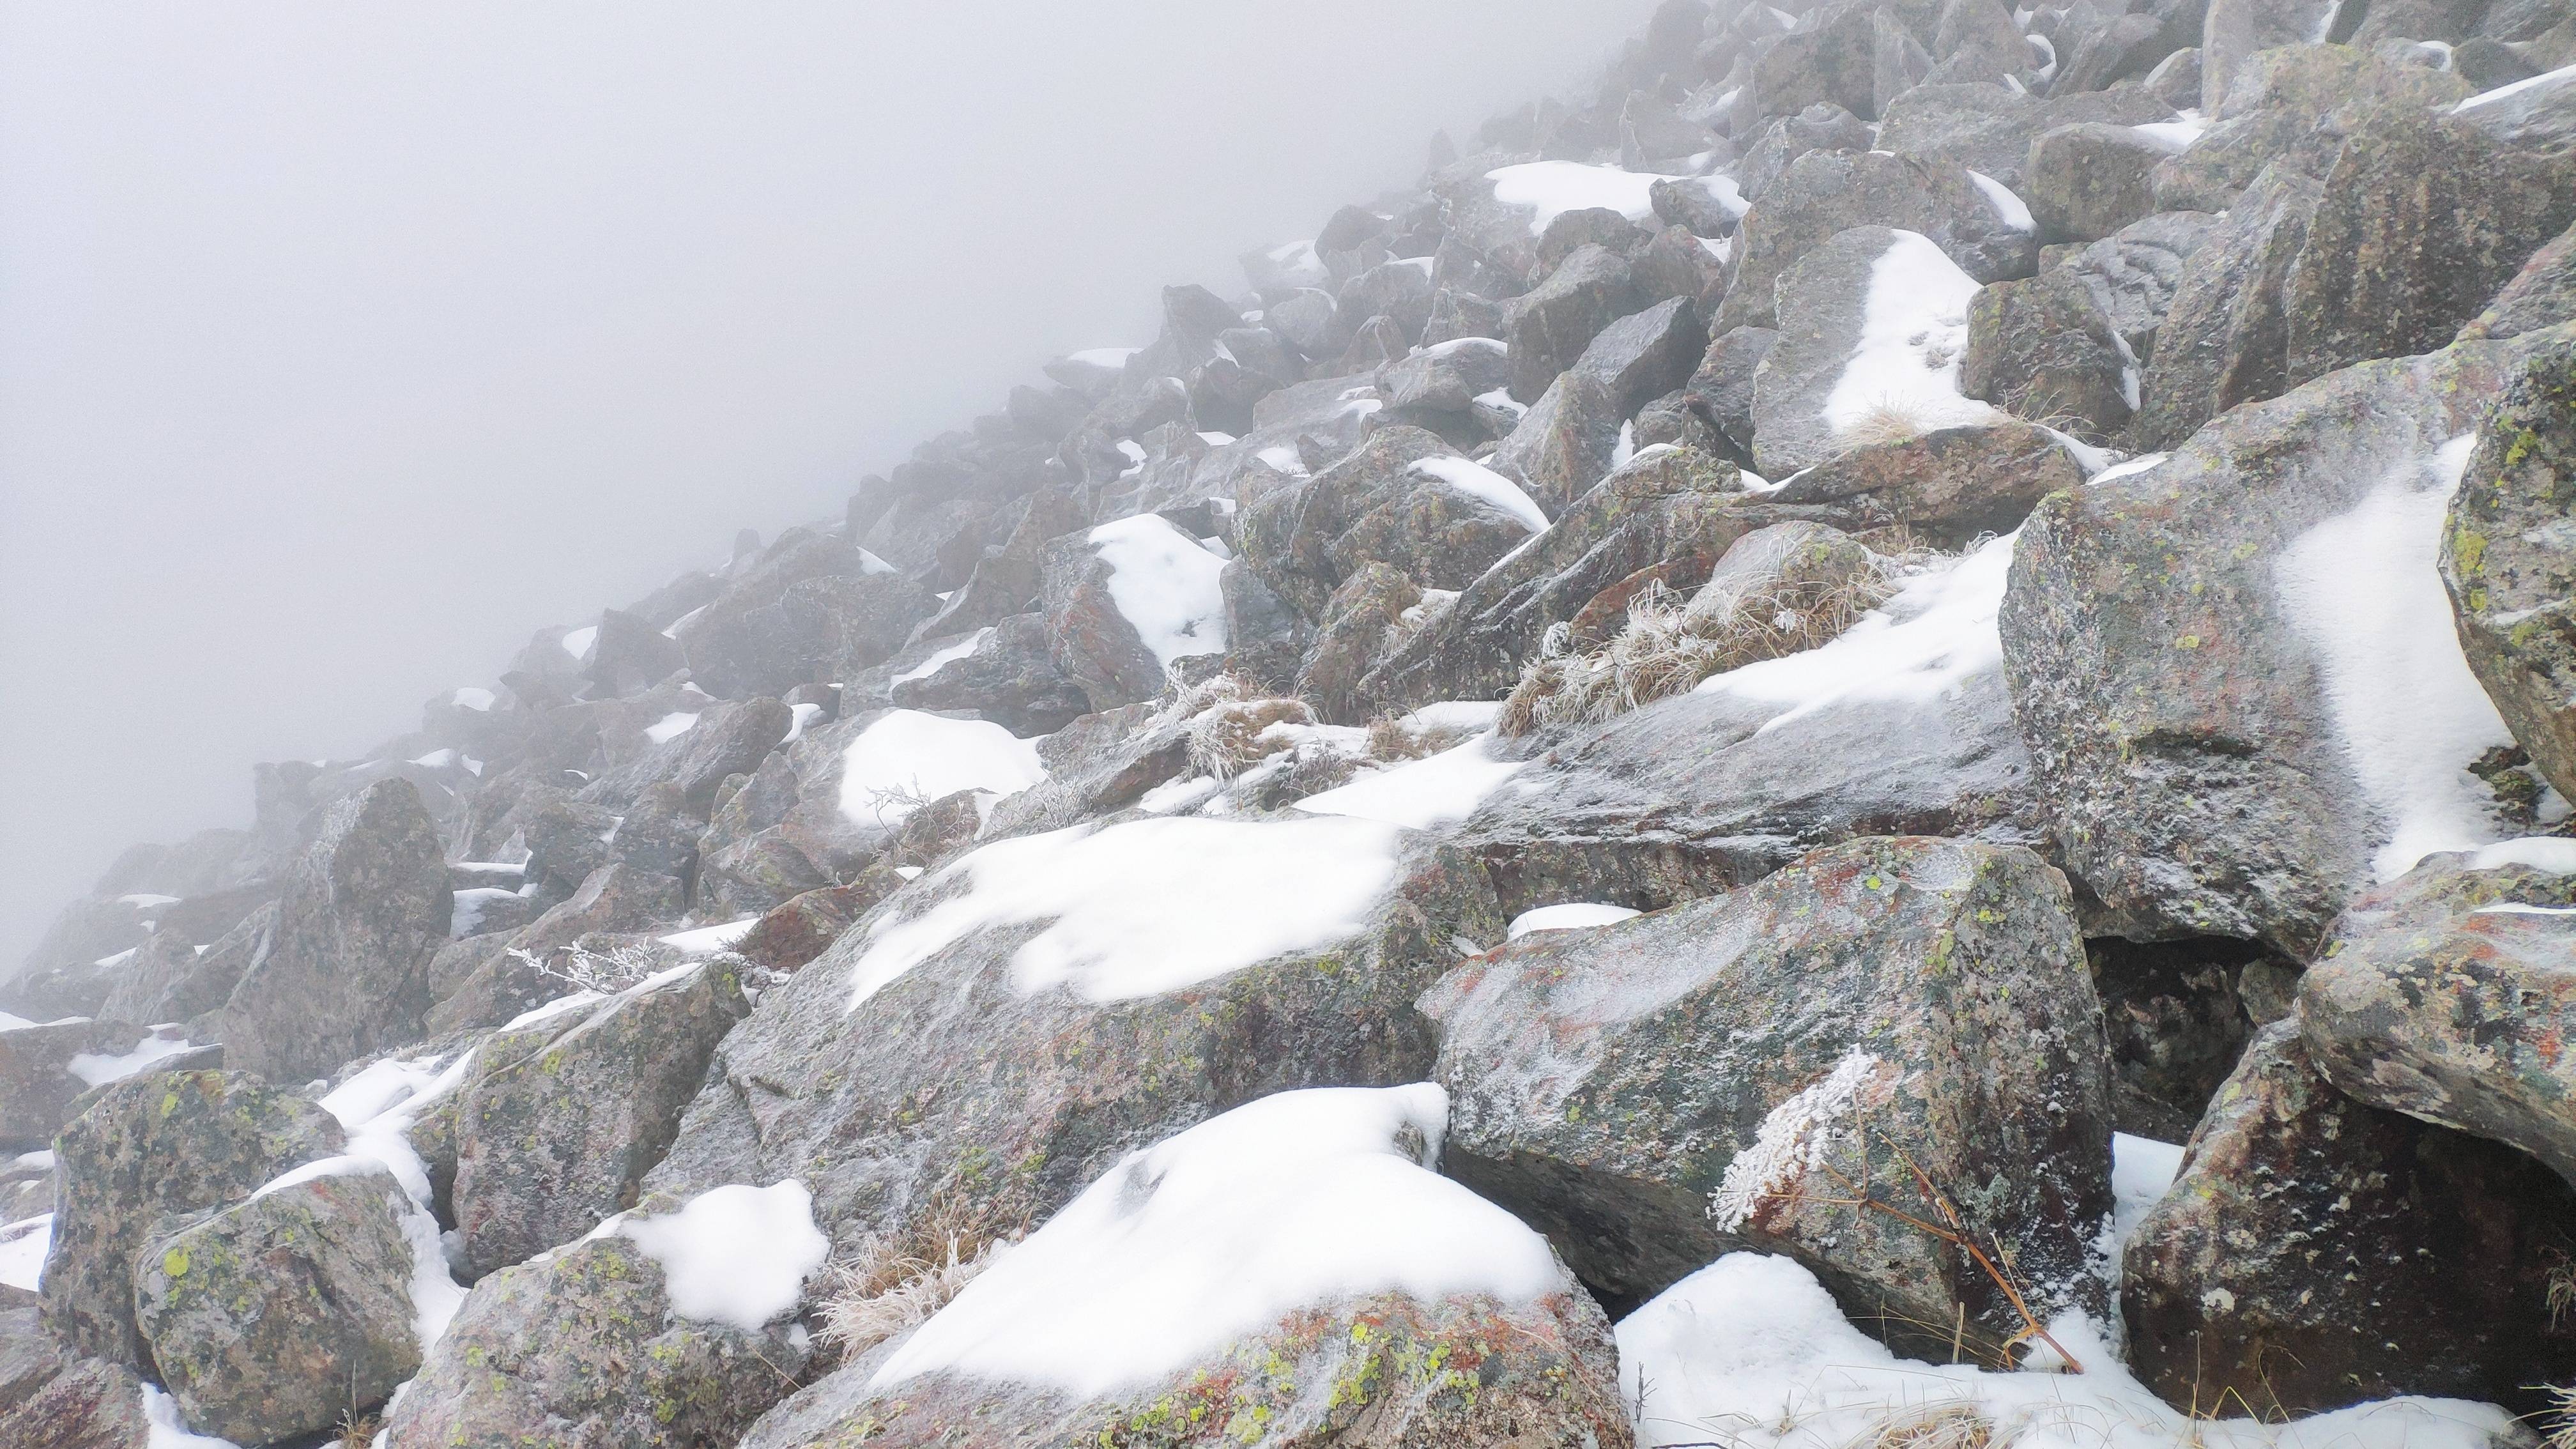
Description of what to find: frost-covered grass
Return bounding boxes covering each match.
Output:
[845,815,1407,1011]
[816,1192,1019,1358]
[868,1084,1561,1398]
[1089,513,1230,669]
[837,709,1046,827]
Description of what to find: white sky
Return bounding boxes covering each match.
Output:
[0,1,1659,958]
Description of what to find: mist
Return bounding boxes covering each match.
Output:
[0,0,1659,960]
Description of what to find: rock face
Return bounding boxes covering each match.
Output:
[2022,123,2168,245]
[1425,836,2115,1352]
[2301,853,2576,1186]
[222,778,450,1082]
[2442,339,2576,802]
[132,1166,425,1445]
[1239,426,1537,621]
[2004,332,2559,954]
[453,956,751,1275]
[1961,269,2136,438]
[1,1018,143,1148]
[0,1300,152,1449]
[384,1186,818,1449]
[1766,419,2086,545]
[2130,165,2321,450]
[43,1070,347,1369]
[2122,1023,2576,1414]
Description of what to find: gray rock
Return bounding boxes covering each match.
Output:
[2090,936,2269,1139]
[0,1300,152,1449]
[2131,164,2322,450]
[2301,851,2576,1186]
[2004,330,2564,953]
[1769,419,2089,544]
[1683,325,1779,464]
[2122,1023,2576,1413]
[2457,59,2576,151]
[1738,103,1875,201]
[1875,82,2179,188]
[2202,0,2342,111]
[2441,339,2576,803]
[1962,268,2137,438]
[1749,225,1991,475]
[2058,208,2222,360]
[43,1069,346,1370]
[576,696,791,818]
[1239,426,1537,622]
[427,861,687,1040]
[1502,245,1643,402]
[220,778,450,1083]
[1487,368,1629,514]
[2283,103,2576,388]
[883,612,1094,737]
[2057,10,2176,91]
[1719,149,2036,332]
[454,956,749,1275]
[1751,0,1890,123]
[132,1166,424,1445]
[2023,123,2169,244]
[0,1018,147,1149]
[1570,295,1710,420]
[1426,835,2113,1347]
[2462,217,2576,339]
[1296,563,1421,724]
[1040,519,1224,712]
[2152,45,2472,212]
[678,529,931,696]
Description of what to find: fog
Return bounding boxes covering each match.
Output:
[0,1,1659,960]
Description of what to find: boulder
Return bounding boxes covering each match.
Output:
[2444,340,2576,800]
[2129,164,2322,450]
[453,956,751,1275]
[1240,427,1539,622]
[1751,226,2002,475]
[1875,81,2179,187]
[0,1300,152,1449]
[736,1086,1632,1449]
[1750,0,1889,123]
[2022,123,2170,244]
[2301,847,2576,1184]
[1683,325,1778,463]
[575,695,792,818]
[643,816,1504,1260]
[1568,295,1708,420]
[1,1018,146,1149]
[1041,514,1232,711]
[2283,104,2576,388]
[882,612,1094,737]
[1486,369,1629,514]
[2004,330,2566,954]
[2152,46,2472,213]
[1717,148,2037,333]
[1738,103,1874,201]
[132,1166,425,1445]
[2461,217,2576,340]
[678,529,932,696]
[1501,244,1643,402]
[2202,0,2342,111]
[1426,836,2113,1350]
[583,607,688,697]
[1768,419,2089,545]
[427,861,689,1035]
[1961,268,2137,438]
[220,778,450,1083]
[2122,1023,2576,1413]
[1296,564,1422,724]
[384,1183,822,1449]
[2058,208,2222,360]
[2057,10,2177,91]
[2457,60,2576,151]
[43,1069,346,1368]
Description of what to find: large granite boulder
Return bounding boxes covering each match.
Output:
[1425,836,2114,1353]
[2461,217,2576,341]
[2004,330,2564,953]
[1041,513,1233,710]
[1717,148,2037,333]
[0,1300,152,1449]
[2301,848,2576,1185]
[1238,427,1540,623]
[1874,81,2178,187]
[384,1181,824,1449]
[2441,338,2576,801]
[1503,243,1643,402]
[2022,122,2170,245]
[1766,418,2087,546]
[1,1018,148,1149]
[735,1086,1632,1449]
[132,1165,426,1445]
[2201,0,2340,112]
[42,1070,346,1368]
[2057,208,2222,362]
[220,778,451,1082]
[2122,1023,2576,1413]
[677,530,936,697]
[2130,164,2322,450]
[2152,45,2472,213]
[454,956,751,1275]
[1961,268,2137,439]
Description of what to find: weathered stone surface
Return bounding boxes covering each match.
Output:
[133,1167,424,1445]
[1427,836,2113,1347]
[454,957,750,1275]
[1239,427,1537,622]
[1487,368,1628,514]
[2445,341,2576,806]
[1738,103,1875,201]
[1040,516,1229,711]
[644,825,1503,1256]
[427,861,689,1035]
[576,696,792,818]
[1750,0,1890,123]
[0,1300,151,1449]
[2130,164,2322,450]
[220,777,450,1084]
[1718,148,2036,332]
[0,1017,143,1148]
[2283,104,2576,387]
[1502,244,1643,402]
[2202,0,2341,112]
[679,529,932,696]
[1769,419,2087,545]
[2462,217,2576,340]
[2005,332,2561,953]
[2152,46,2472,213]
[1750,226,1994,475]
[2122,1023,2576,1414]
[43,1070,346,1369]
[1961,268,2136,438]
[1875,81,2177,187]
[2023,122,2168,245]
[2301,850,2576,1184]
[1683,325,1778,464]
[882,611,1093,737]
[1569,295,1708,420]
[2457,60,2576,151]
[1296,563,1420,724]
[2058,208,2222,360]
[383,1202,812,1449]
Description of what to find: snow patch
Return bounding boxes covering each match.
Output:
[0,1213,50,1292]
[893,627,995,685]
[644,710,700,745]
[318,1048,478,1348]
[144,1383,243,1448]
[871,1084,1560,1398]
[1966,170,2035,232]
[616,1180,830,1333]
[450,686,496,711]
[560,625,598,660]
[1407,456,1549,533]
[1487,160,1690,234]
[2466,837,2576,873]
[1820,230,2002,440]
[838,710,1046,827]
[1294,736,1526,830]
[2456,60,2576,112]
[66,1029,201,1087]
[2274,434,2518,878]
[1087,514,1230,668]
[1507,903,1644,939]
[847,815,1406,1011]
[661,917,760,954]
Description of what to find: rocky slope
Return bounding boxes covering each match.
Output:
[12,1,2576,1445]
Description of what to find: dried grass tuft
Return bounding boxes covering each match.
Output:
[1861,1402,2000,1449]
[815,1194,1018,1359]
[1498,558,1908,738]
[1186,696,1318,779]
[1836,398,1940,450]
[2543,1383,2576,1449]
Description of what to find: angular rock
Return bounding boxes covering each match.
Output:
[1751,0,1889,123]
[2130,164,2322,450]
[1296,563,1421,724]
[2058,208,2223,360]
[1875,81,2178,188]
[1570,295,1709,420]
[2122,1023,2576,1413]
[1,1018,145,1149]
[220,778,450,1083]
[0,1300,152,1449]
[1487,368,1629,514]
[1738,103,1875,201]
[1427,836,2113,1347]
[2004,331,2563,953]
[133,1166,424,1445]
[43,1070,346,1368]
[1041,514,1230,711]
[1502,244,1643,402]
[2444,341,2576,801]
[2301,850,2576,1184]
[1770,419,2088,544]
[1961,268,2137,438]
[1683,325,1779,464]
[576,696,792,817]
[2023,122,2169,244]
[2284,103,2576,388]
[884,612,1094,737]
[1718,148,2037,332]
[1239,427,1537,622]
[427,861,688,1035]
[454,956,751,1275]
[2462,217,2576,340]
[2152,46,2472,213]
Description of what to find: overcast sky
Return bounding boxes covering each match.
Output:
[0,1,1659,961]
